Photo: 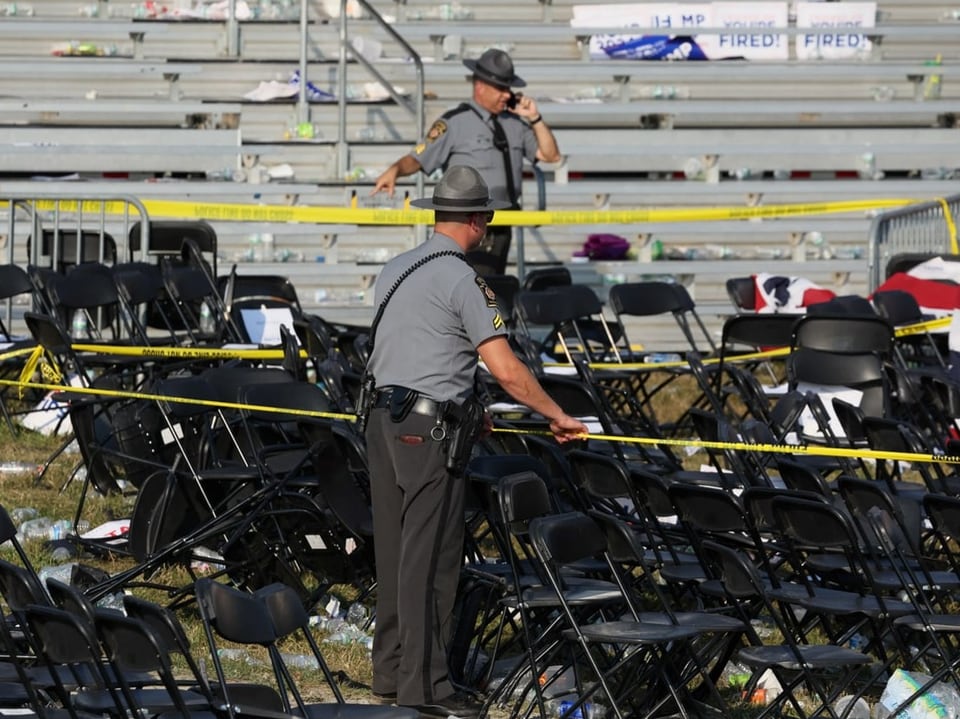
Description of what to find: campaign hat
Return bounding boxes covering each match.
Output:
[411,166,512,212]
[463,48,526,89]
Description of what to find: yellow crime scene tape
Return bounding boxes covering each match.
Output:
[32,197,923,227]
[3,370,959,467]
[70,343,307,361]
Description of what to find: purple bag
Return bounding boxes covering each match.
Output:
[574,234,631,261]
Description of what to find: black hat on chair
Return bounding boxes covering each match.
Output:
[463,48,526,89]
[411,166,512,212]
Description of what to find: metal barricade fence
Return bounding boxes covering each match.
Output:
[868,193,960,291]
[2,192,150,334]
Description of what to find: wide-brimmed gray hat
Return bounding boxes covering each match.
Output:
[463,48,526,89]
[411,166,512,212]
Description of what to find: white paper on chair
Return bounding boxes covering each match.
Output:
[794,382,863,439]
[239,307,297,346]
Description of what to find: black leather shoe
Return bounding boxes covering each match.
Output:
[408,692,481,719]
[373,692,397,705]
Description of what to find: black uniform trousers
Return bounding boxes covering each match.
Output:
[366,407,467,706]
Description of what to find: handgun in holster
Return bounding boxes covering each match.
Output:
[355,371,377,433]
[442,397,486,474]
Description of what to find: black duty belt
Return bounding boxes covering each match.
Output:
[373,389,444,418]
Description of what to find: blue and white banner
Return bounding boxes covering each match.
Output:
[572,1,874,61]
[795,2,875,60]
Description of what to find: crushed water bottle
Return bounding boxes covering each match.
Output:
[9,507,38,524]
[18,517,54,540]
[1,462,38,475]
[280,652,319,669]
[345,602,369,626]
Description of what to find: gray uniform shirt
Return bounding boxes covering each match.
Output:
[367,233,508,402]
[411,101,538,207]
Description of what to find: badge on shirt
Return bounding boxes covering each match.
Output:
[425,119,447,144]
[475,276,498,309]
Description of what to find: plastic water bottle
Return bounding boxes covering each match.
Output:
[71,311,87,338]
[199,301,215,335]
[9,507,38,524]
[48,519,74,540]
[0,462,38,475]
[18,517,54,539]
[345,602,368,626]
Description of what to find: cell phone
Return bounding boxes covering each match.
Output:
[506,91,522,109]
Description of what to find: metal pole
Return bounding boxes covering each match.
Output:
[337,0,349,177]
[298,0,310,125]
[226,0,239,57]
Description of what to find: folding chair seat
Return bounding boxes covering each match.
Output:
[589,510,746,703]
[769,495,917,664]
[120,593,285,713]
[699,539,879,719]
[527,511,722,719]
[921,493,960,580]
[194,578,418,719]
[835,476,959,601]
[481,473,625,717]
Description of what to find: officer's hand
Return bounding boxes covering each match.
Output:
[371,169,396,197]
[549,415,588,444]
[509,94,540,122]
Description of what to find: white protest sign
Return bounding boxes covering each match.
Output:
[709,2,789,60]
[795,2,876,60]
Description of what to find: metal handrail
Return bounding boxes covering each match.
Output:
[337,0,424,206]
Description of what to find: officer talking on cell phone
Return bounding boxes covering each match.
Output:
[372,49,560,275]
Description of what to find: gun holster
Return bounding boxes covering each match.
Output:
[441,397,486,475]
[355,371,377,433]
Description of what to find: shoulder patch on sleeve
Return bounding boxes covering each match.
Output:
[474,275,499,309]
[493,312,504,330]
[425,120,447,144]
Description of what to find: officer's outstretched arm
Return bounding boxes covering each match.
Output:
[478,336,587,443]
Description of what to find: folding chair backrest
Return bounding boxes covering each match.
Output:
[872,290,924,326]
[771,494,856,550]
[522,266,570,291]
[498,470,554,535]
[195,578,277,645]
[33,229,117,271]
[805,295,876,317]
[529,511,605,567]
[791,315,894,355]
[608,281,715,354]
[725,276,756,312]
[0,557,50,610]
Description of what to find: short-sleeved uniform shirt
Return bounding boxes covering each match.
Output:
[367,233,508,402]
[411,101,538,208]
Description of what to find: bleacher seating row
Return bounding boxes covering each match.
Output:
[0,0,957,346]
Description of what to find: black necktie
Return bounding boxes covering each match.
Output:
[490,115,518,209]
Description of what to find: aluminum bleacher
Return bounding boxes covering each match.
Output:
[0,0,957,346]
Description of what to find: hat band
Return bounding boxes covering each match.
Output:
[432,195,490,207]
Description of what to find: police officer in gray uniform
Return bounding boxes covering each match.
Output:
[371,49,560,274]
[363,166,586,718]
